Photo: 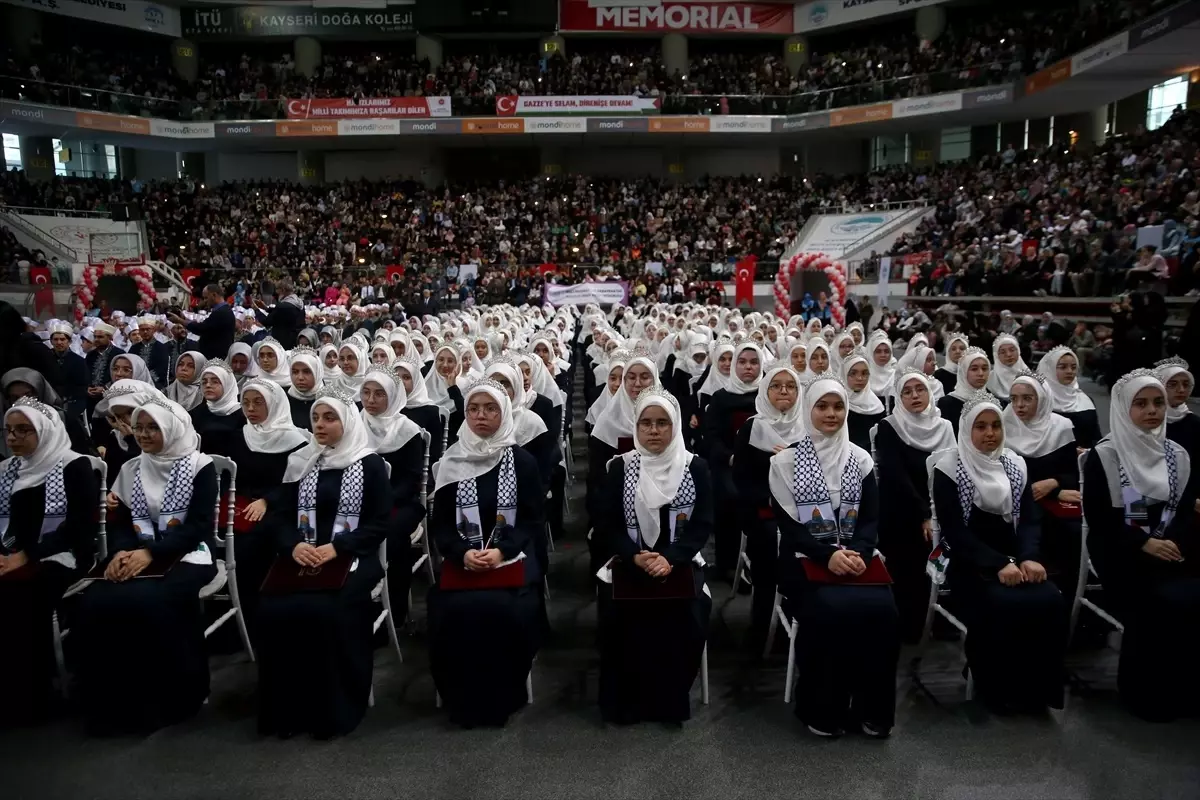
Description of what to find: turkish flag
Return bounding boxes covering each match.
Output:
[30,265,54,316]
[537,262,557,276]
[386,265,405,284]
[180,268,203,307]
[1022,239,1039,259]
[495,95,519,116]
[734,256,756,308]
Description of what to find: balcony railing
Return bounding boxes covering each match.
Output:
[0,61,1021,123]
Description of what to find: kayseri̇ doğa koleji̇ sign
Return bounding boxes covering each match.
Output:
[182,5,413,38]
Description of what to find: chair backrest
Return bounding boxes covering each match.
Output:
[925,448,955,546]
[441,413,450,455]
[209,455,237,547]
[1077,449,1091,567]
[868,423,879,481]
[84,455,108,561]
[419,429,432,513]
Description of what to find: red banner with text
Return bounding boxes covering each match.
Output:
[285,97,452,120]
[558,0,794,34]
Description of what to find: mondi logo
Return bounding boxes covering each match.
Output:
[223,126,252,134]
[1137,17,1169,40]
[10,107,45,120]
[410,122,437,132]
[974,91,1009,103]
[597,120,626,130]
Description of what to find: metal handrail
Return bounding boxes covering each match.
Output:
[0,205,112,220]
[809,199,926,216]
[0,205,84,261]
[839,205,931,258]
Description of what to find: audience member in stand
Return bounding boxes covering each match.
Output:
[46,320,89,420]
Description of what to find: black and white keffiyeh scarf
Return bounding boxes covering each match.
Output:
[296,456,365,541]
[620,452,696,547]
[955,453,1025,527]
[455,446,517,549]
[791,435,862,545]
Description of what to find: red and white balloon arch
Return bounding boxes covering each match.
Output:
[773,252,848,327]
[74,259,158,322]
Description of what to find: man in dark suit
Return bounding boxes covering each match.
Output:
[251,277,305,348]
[47,321,89,419]
[131,316,171,389]
[170,284,235,361]
[84,321,124,413]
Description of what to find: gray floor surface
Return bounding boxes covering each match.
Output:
[4,379,1198,800]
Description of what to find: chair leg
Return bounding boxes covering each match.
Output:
[732,533,748,593]
[763,592,782,659]
[227,565,255,662]
[783,624,797,704]
[52,610,69,700]
[423,533,435,582]
[545,521,555,554]
[381,583,404,665]
[700,644,710,706]
[525,671,533,705]
[368,686,375,708]
[965,667,975,701]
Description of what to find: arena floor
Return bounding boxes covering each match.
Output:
[4,380,1199,800]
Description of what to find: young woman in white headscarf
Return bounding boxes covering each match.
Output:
[360,367,428,623]
[1155,357,1198,456]
[333,340,367,393]
[76,398,219,734]
[732,366,806,647]
[227,341,260,389]
[166,350,207,412]
[319,342,340,377]
[427,379,545,728]
[866,334,896,408]
[394,353,446,476]
[1082,370,1198,722]
[256,388,392,739]
[1037,345,1100,449]
[485,358,553,493]
[426,343,466,446]
[896,343,943,402]
[596,388,713,724]
[767,375,898,738]
[108,351,155,386]
[931,390,1066,714]
[937,346,991,437]
[873,368,956,643]
[840,348,885,452]
[190,358,245,458]
[252,338,291,388]
[0,397,98,722]
[986,333,1027,402]
[702,342,765,578]
[585,351,627,435]
[830,332,856,374]
[934,333,969,398]
[286,346,324,430]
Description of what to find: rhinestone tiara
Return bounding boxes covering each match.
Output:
[203,358,234,375]
[289,345,318,361]
[960,346,988,362]
[1113,367,1160,396]
[801,369,844,390]
[1013,368,1046,385]
[11,395,55,419]
[102,383,139,399]
[1154,356,1190,371]
[314,384,358,406]
[484,352,518,370]
[961,389,1003,418]
[635,386,681,416]
[240,377,279,397]
[362,366,400,389]
[462,377,507,398]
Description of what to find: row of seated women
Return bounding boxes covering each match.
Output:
[579,308,1198,731]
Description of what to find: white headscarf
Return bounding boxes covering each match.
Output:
[201,361,241,415]
[1037,345,1095,413]
[486,361,548,447]
[803,339,831,382]
[434,381,517,492]
[393,356,435,408]
[937,394,1026,520]
[360,369,423,453]
[1000,374,1077,458]
[886,370,955,453]
[1108,372,1179,501]
[111,352,153,384]
[830,332,855,373]
[748,366,806,452]
[942,333,969,375]
[895,344,943,401]
[114,400,212,519]
[425,343,460,415]
[697,343,733,398]
[1155,358,1194,424]
[283,392,375,481]
[591,355,659,449]
[986,334,1028,398]
[521,352,565,407]
[227,342,260,380]
[241,378,311,454]
[952,348,991,401]
[624,389,693,548]
[166,350,206,411]
[725,343,765,395]
[287,347,324,401]
[1,400,85,494]
[252,338,291,386]
[318,343,342,382]
[586,358,624,427]
[334,341,367,392]
[867,337,896,397]
[840,349,884,415]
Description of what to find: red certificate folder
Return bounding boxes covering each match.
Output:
[801,555,893,585]
[1038,498,1082,520]
[260,553,352,594]
[221,496,259,535]
[612,562,696,600]
[440,558,526,590]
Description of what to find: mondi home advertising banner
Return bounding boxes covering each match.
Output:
[495,95,661,116]
[182,5,413,37]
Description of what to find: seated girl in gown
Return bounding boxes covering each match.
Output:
[0,398,98,723]
[934,334,969,398]
[1083,369,1199,721]
[427,379,545,728]
[252,338,291,388]
[359,367,427,622]
[1001,372,1082,592]
[768,374,898,738]
[1037,345,1101,449]
[257,387,392,738]
[1154,357,1199,457]
[76,398,218,734]
[286,346,324,430]
[191,359,245,457]
[986,334,1027,402]
[165,350,206,412]
[596,388,713,725]
[426,344,465,446]
[932,390,1066,714]
[840,348,885,452]
[939,347,991,437]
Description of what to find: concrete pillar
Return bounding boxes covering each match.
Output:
[1187,69,1200,109]
[784,35,809,76]
[416,34,443,70]
[1090,105,1109,144]
[18,136,55,181]
[294,37,322,80]
[179,152,202,182]
[118,147,137,180]
[1113,89,1149,135]
[909,130,940,165]
[2,6,41,57]
[661,34,688,79]
[297,151,324,185]
[1026,117,1051,149]
[172,39,199,84]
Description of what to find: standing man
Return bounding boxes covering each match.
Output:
[132,315,171,389]
[85,321,124,413]
[48,320,89,419]
[251,277,305,348]
[169,284,234,361]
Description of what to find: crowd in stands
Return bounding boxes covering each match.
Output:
[0,0,1165,120]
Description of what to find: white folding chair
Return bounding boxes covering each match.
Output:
[869,424,880,481]
[913,449,972,700]
[201,455,254,662]
[731,532,752,594]
[410,430,435,583]
[372,537,405,668]
[51,455,109,698]
[760,532,800,701]
[1069,451,1124,645]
